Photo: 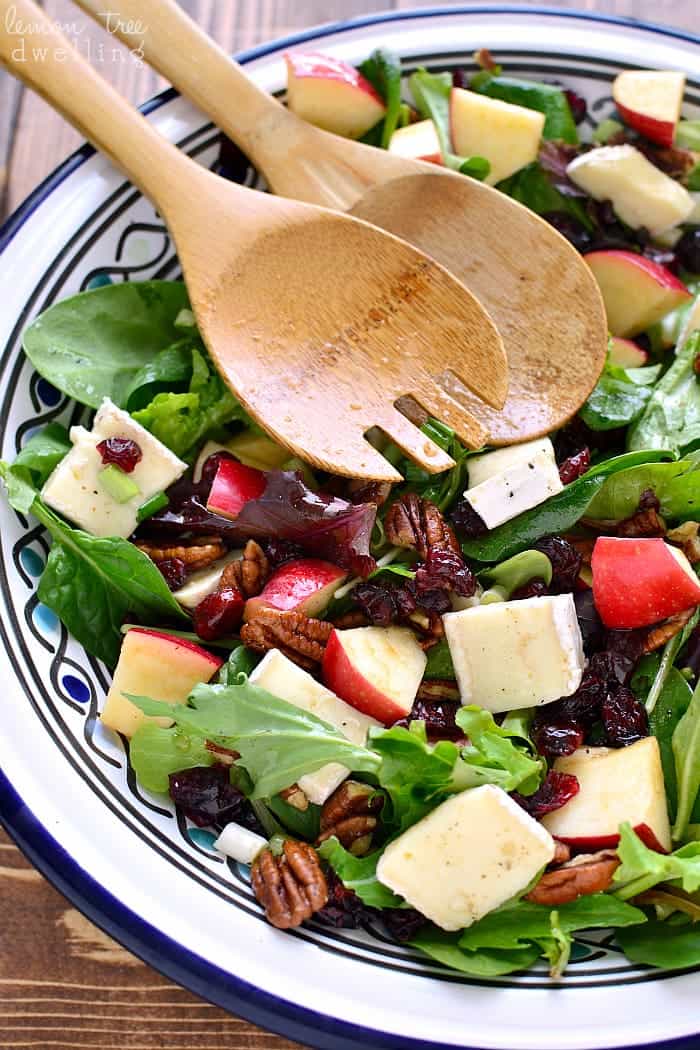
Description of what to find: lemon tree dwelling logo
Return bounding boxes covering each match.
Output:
[4,4,146,63]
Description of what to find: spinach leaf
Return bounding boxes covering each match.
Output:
[584,459,700,522]
[614,823,700,899]
[458,894,645,951]
[473,75,578,143]
[219,645,260,684]
[672,679,700,842]
[497,162,592,230]
[23,281,190,409]
[628,331,700,456]
[618,917,700,969]
[408,69,490,177]
[647,668,692,818]
[410,928,540,976]
[127,678,381,799]
[676,121,700,151]
[129,723,214,793]
[123,339,197,411]
[580,373,652,431]
[688,164,700,192]
[267,793,321,840]
[479,550,552,602]
[423,639,455,680]
[461,451,675,562]
[11,423,71,488]
[358,49,403,148]
[318,837,402,908]
[394,417,473,512]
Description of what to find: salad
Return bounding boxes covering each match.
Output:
[2,48,700,982]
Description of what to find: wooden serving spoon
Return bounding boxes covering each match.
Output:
[0,0,509,484]
[73,0,608,445]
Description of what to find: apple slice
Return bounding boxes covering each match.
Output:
[450,87,545,185]
[286,52,386,139]
[388,119,442,164]
[100,628,222,738]
[613,70,685,148]
[608,336,649,368]
[541,738,671,852]
[244,558,347,621]
[206,458,266,520]
[592,537,700,628]
[322,625,427,725]
[584,250,691,337]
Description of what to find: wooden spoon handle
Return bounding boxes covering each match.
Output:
[0,0,200,212]
[71,0,300,178]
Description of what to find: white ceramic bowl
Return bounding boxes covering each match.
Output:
[1,7,699,1049]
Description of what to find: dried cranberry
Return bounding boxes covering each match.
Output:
[414,587,452,615]
[451,68,468,89]
[414,547,476,598]
[638,488,661,512]
[169,765,246,828]
[534,537,582,593]
[601,688,649,747]
[451,499,488,538]
[511,577,548,600]
[574,589,605,655]
[532,719,585,758]
[382,907,427,942]
[512,770,580,817]
[264,538,306,568]
[559,447,590,485]
[193,586,244,641]
[316,872,373,929]
[678,625,700,681]
[156,557,187,591]
[96,436,142,473]
[595,630,647,684]
[395,697,462,741]
[564,87,587,125]
[553,418,599,465]
[677,227,700,274]
[542,212,593,253]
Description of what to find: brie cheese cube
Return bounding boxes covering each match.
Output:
[442,594,585,713]
[463,438,563,529]
[567,145,694,236]
[376,785,555,931]
[41,398,186,538]
[249,649,380,804]
[214,823,267,865]
[173,551,243,609]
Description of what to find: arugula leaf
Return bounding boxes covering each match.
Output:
[543,911,571,979]
[478,550,552,602]
[11,423,71,489]
[614,823,700,899]
[672,678,700,842]
[618,917,700,969]
[461,451,675,562]
[22,281,191,409]
[473,75,578,143]
[129,723,213,793]
[408,69,489,177]
[127,679,381,799]
[318,837,402,908]
[580,372,652,431]
[410,928,540,976]
[456,707,544,796]
[358,49,402,148]
[458,895,646,951]
[423,638,455,680]
[628,331,700,456]
[497,162,592,230]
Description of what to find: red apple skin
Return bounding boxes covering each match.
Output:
[585,250,690,337]
[206,459,266,520]
[556,822,668,854]
[608,336,649,368]
[586,251,689,294]
[244,558,346,621]
[614,102,675,148]
[127,627,223,670]
[286,52,383,103]
[322,628,412,725]
[612,71,684,149]
[592,537,700,629]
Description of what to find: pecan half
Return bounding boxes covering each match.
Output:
[562,535,595,566]
[251,841,328,929]
[667,521,700,564]
[615,507,666,538]
[279,783,309,812]
[135,539,226,570]
[330,608,371,629]
[240,608,332,670]
[643,609,695,654]
[224,540,270,598]
[316,781,383,856]
[205,740,239,765]
[416,678,460,702]
[347,479,392,507]
[551,840,572,867]
[526,849,620,906]
[385,493,460,559]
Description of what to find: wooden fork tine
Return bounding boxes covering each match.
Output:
[408,378,489,450]
[376,406,457,474]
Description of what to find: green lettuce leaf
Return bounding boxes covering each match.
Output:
[11,423,71,489]
[456,706,544,795]
[129,723,213,793]
[358,48,403,148]
[628,331,700,455]
[614,823,700,899]
[318,837,402,908]
[473,75,578,143]
[123,339,197,411]
[542,911,572,979]
[580,371,653,431]
[497,162,591,230]
[408,69,490,177]
[672,678,700,842]
[617,917,700,969]
[410,928,540,976]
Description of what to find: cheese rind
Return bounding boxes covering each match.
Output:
[442,594,585,713]
[376,785,555,931]
[463,438,563,529]
[249,649,380,804]
[567,145,694,236]
[41,398,186,538]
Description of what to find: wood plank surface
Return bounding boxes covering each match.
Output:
[0,1,697,1048]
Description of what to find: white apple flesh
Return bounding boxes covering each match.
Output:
[244,558,347,620]
[608,336,649,368]
[612,70,685,148]
[585,249,690,337]
[100,628,222,738]
[541,737,672,852]
[285,51,386,139]
[388,119,442,164]
[450,87,544,185]
[322,625,427,725]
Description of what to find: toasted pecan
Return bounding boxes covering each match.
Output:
[526,849,620,906]
[225,539,270,598]
[667,521,700,565]
[251,841,328,929]
[316,781,383,856]
[135,539,226,570]
[385,493,460,559]
[643,609,695,654]
[240,608,332,670]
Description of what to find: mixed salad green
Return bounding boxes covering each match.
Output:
[3,49,700,979]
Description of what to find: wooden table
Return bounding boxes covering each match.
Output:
[0,1,696,1047]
